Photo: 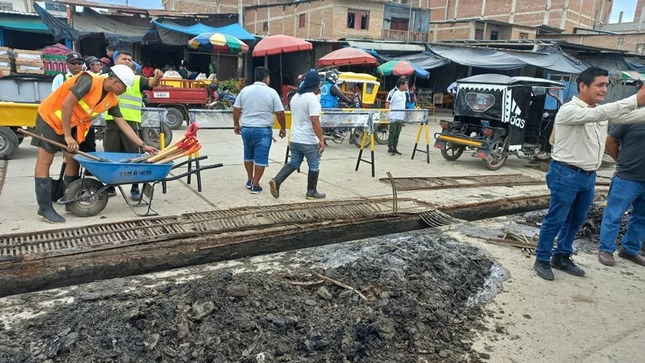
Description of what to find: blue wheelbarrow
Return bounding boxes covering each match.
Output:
[63,152,222,217]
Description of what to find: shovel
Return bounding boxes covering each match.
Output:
[18,129,112,162]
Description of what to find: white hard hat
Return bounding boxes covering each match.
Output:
[109,64,135,87]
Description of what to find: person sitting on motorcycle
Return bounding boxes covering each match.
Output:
[320,71,354,140]
[320,71,353,108]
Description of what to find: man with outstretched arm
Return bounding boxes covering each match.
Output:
[534,66,645,280]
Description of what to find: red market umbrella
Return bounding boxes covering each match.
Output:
[317,48,377,67]
[252,35,313,99]
[252,34,312,56]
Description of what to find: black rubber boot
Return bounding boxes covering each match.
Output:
[305,171,326,200]
[35,177,65,223]
[269,165,296,199]
[59,175,80,212]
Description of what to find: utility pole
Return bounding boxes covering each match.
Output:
[407,0,413,42]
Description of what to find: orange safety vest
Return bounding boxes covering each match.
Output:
[39,71,118,142]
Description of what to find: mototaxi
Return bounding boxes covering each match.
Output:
[434,74,563,170]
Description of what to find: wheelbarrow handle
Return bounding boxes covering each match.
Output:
[18,129,108,162]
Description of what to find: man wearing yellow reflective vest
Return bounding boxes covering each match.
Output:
[32,65,158,223]
[104,51,163,200]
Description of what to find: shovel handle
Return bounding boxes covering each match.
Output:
[18,128,107,162]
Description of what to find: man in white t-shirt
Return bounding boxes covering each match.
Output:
[269,70,326,200]
[385,77,408,155]
[233,66,286,194]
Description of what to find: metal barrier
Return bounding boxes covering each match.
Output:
[188,109,234,129]
[372,109,431,164]
[91,107,168,128]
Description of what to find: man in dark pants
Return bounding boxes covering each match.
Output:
[103,51,163,200]
[534,66,645,280]
[385,78,408,155]
[597,123,645,266]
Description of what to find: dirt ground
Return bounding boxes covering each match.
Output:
[0,231,496,363]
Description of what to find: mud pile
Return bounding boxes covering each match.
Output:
[521,204,630,253]
[0,232,495,363]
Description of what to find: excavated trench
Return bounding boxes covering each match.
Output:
[0,193,559,298]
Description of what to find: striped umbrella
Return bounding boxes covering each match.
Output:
[188,32,249,54]
[377,60,429,79]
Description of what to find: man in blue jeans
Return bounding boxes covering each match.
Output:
[268,70,326,200]
[597,124,645,266]
[233,66,286,193]
[534,66,645,280]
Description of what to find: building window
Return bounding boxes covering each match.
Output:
[636,43,645,55]
[299,14,306,28]
[490,30,499,40]
[475,28,484,40]
[263,22,268,32]
[390,18,409,31]
[519,32,529,39]
[347,10,369,30]
[44,2,66,11]
[0,1,13,11]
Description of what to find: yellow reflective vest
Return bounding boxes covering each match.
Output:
[105,75,143,123]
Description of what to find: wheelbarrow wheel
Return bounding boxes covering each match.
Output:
[65,178,109,217]
[483,138,508,171]
[142,123,173,149]
[440,142,465,161]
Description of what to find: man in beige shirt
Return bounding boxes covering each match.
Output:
[534,66,645,281]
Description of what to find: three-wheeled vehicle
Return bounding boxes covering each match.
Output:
[434,74,563,170]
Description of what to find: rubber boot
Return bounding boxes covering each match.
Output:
[58,175,80,213]
[269,165,296,199]
[35,177,65,223]
[305,171,326,200]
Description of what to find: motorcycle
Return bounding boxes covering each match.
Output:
[206,83,237,110]
[322,102,367,148]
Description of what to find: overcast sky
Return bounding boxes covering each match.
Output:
[609,0,637,23]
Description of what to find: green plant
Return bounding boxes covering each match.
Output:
[220,78,238,93]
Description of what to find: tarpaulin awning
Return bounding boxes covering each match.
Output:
[509,45,587,74]
[151,20,255,40]
[427,44,587,74]
[625,58,645,73]
[34,4,146,45]
[347,40,425,52]
[34,3,81,41]
[71,7,148,45]
[391,51,449,69]
[0,14,50,33]
[428,45,526,70]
